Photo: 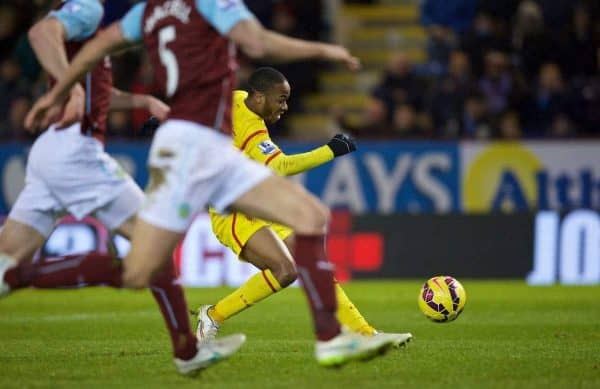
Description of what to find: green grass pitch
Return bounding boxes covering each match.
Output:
[1,281,599,388]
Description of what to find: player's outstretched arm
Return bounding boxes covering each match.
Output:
[25,23,136,132]
[110,89,170,121]
[228,19,360,71]
[249,133,357,177]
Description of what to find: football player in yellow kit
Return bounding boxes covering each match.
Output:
[197,67,410,346]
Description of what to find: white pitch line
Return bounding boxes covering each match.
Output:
[0,310,156,324]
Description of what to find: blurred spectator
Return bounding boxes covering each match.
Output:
[372,52,425,124]
[392,104,423,137]
[512,1,559,79]
[0,58,31,120]
[550,114,576,138]
[248,1,326,135]
[521,63,573,135]
[429,50,474,137]
[478,51,519,116]
[245,0,276,29]
[462,92,493,139]
[0,0,598,141]
[571,76,600,135]
[0,96,31,140]
[536,0,575,30]
[0,5,20,62]
[497,110,523,139]
[478,0,520,26]
[559,2,599,81]
[269,2,318,97]
[12,33,41,82]
[8,6,49,82]
[420,0,479,36]
[420,0,479,70]
[334,97,388,138]
[460,10,511,77]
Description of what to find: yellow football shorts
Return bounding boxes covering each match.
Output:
[209,209,293,259]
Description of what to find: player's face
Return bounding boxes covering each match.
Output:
[262,81,291,124]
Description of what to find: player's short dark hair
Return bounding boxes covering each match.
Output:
[247,67,287,95]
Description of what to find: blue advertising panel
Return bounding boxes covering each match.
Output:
[0,141,152,214]
[282,141,460,213]
[0,140,460,214]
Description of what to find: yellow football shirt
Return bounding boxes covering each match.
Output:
[232,90,334,176]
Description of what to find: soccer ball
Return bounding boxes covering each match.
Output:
[418,276,466,322]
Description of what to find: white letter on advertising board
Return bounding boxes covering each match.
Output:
[322,157,366,212]
[413,153,452,212]
[363,153,411,214]
[527,211,559,285]
[559,210,600,285]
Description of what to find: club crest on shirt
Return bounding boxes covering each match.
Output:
[63,1,82,13]
[218,0,241,11]
[258,141,277,155]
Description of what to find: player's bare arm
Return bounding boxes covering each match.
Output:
[228,18,361,70]
[110,89,170,121]
[25,22,136,132]
[28,16,86,130]
[29,17,72,80]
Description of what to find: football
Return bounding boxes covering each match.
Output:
[418,276,467,322]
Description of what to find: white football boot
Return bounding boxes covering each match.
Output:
[372,331,413,348]
[174,334,246,375]
[315,331,399,367]
[196,305,220,342]
[0,254,16,298]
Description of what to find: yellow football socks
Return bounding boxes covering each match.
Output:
[211,269,282,323]
[335,283,377,336]
[210,271,376,336]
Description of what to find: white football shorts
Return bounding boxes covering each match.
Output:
[138,120,271,233]
[9,123,144,236]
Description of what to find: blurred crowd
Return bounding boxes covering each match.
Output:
[0,0,326,140]
[340,0,599,139]
[0,0,598,141]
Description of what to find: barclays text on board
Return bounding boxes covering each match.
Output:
[0,141,462,214]
[2,140,600,214]
[285,142,460,213]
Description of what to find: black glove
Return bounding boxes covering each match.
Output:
[327,133,357,157]
[139,116,161,135]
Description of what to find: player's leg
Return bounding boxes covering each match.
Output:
[283,234,376,336]
[114,216,136,240]
[0,223,115,294]
[0,219,47,263]
[2,151,144,292]
[241,228,297,286]
[0,129,60,265]
[0,218,49,295]
[125,196,246,373]
[227,176,341,341]
[181,124,402,365]
[229,176,406,365]
[95,181,214,367]
[124,121,247,373]
[198,225,296,340]
[0,161,60,295]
